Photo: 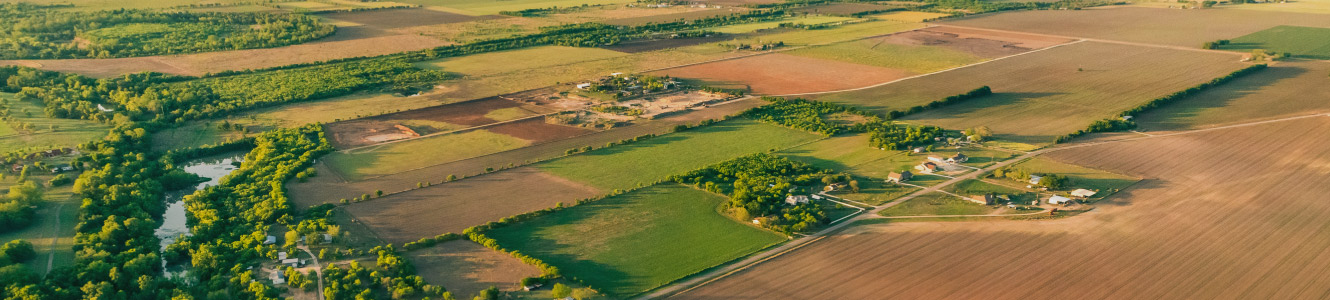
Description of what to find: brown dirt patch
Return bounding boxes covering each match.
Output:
[486,118,597,143]
[680,116,1330,299]
[942,6,1330,47]
[343,167,603,244]
[650,53,914,95]
[408,240,542,297]
[925,25,1074,50]
[602,35,738,53]
[877,26,1073,58]
[0,26,448,77]
[322,8,500,29]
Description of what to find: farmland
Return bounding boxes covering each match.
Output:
[710,15,856,34]
[876,192,996,217]
[1005,157,1140,194]
[340,167,602,244]
[406,240,543,297]
[1134,60,1330,131]
[943,6,1330,47]
[0,94,111,153]
[416,46,629,77]
[397,0,636,15]
[817,41,1246,147]
[1220,25,1330,59]
[651,53,912,94]
[484,184,786,297]
[537,119,822,190]
[678,116,1330,299]
[784,38,983,73]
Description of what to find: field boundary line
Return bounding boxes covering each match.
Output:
[935,24,1252,58]
[874,208,1050,219]
[770,39,1088,97]
[647,235,831,299]
[339,112,558,153]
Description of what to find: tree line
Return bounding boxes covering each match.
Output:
[0,3,334,59]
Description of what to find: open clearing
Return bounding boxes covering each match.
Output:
[1134,60,1330,131]
[322,8,496,28]
[538,119,822,190]
[876,191,997,217]
[710,16,856,34]
[398,0,636,15]
[417,46,628,77]
[486,184,786,297]
[942,6,1330,47]
[0,95,111,153]
[325,97,551,149]
[679,116,1330,300]
[1005,157,1140,195]
[733,20,925,46]
[600,8,747,26]
[816,41,1245,147]
[0,26,447,77]
[340,167,602,244]
[651,53,913,95]
[1220,25,1330,60]
[407,240,543,297]
[784,37,984,74]
[871,11,950,22]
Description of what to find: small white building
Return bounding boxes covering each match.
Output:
[322,233,333,244]
[277,252,288,260]
[1048,195,1073,205]
[912,147,925,153]
[270,271,285,285]
[1029,175,1043,185]
[927,155,947,164]
[576,83,592,90]
[264,235,277,245]
[752,218,761,225]
[1071,189,1097,198]
[785,195,811,205]
[811,194,824,200]
[281,258,300,267]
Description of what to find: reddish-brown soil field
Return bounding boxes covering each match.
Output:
[408,240,543,297]
[791,3,900,15]
[325,97,551,148]
[1135,60,1330,131]
[486,118,596,143]
[913,25,1073,54]
[942,6,1330,47]
[650,53,913,94]
[343,167,603,244]
[286,98,764,209]
[678,116,1330,299]
[0,26,448,77]
[322,8,499,28]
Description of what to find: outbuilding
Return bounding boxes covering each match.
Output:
[1048,195,1073,204]
[785,195,810,205]
[887,171,913,183]
[1071,189,1097,198]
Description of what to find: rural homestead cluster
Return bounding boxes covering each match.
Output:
[1,0,1329,299]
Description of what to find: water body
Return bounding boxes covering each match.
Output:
[155,152,245,276]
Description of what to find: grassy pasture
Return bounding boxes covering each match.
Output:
[1221,25,1330,59]
[325,129,532,180]
[407,240,543,297]
[877,192,996,217]
[871,11,950,22]
[416,46,629,76]
[730,20,924,46]
[1134,60,1330,131]
[777,134,918,177]
[710,15,856,34]
[0,94,111,153]
[399,0,636,15]
[1006,157,1139,195]
[2,0,256,10]
[815,42,1246,148]
[485,183,785,297]
[785,38,983,73]
[1223,0,1330,14]
[538,119,822,190]
[943,6,1330,47]
[828,179,918,205]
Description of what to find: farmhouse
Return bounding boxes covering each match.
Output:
[887,171,913,183]
[948,153,968,163]
[967,194,996,205]
[1048,195,1072,204]
[927,155,947,164]
[270,271,285,285]
[915,162,941,173]
[1071,189,1097,198]
[913,147,925,153]
[785,195,811,205]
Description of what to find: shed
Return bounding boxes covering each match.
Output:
[277,252,288,260]
[270,271,285,285]
[785,195,810,205]
[1071,189,1097,198]
[1029,175,1043,185]
[1048,195,1072,204]
[927,155,947,163]
[887,171,913,183]
[915,162,940,173]
[281,258,300,266]
[264,235,277,245]
[948,152,968,163]
[966,194,996,205]
[576,83,593,90]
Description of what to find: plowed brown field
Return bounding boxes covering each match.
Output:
[678,116,1330,299]
[408,240,542,297]
[650,53,913,94]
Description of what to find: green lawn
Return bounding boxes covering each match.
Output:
[828,178,918,205]
[787,40,983,74]
[944,179,1036,204]
[0,94,111,153]
[877,192,996,217]
[325,129,532,180]
[777,134,918,178]
[711,16,856,34]
[1222,25,1330,60]
[729,20,924,46]
[416,46,629,77]
[485,184,785,297]
[1006,157,1139,196]
[0,171,80,273]
[398,0,636,15]
[538,120,822,190]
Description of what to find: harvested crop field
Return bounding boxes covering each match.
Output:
[343,167,602,244]
[600,8,747,26]
[785,35,984,74]
[326,97,550,148]
[691,0,782,5]
[651,53,913,94]
[407,240,543,297]
[603,35,737,53]
[486,183,786,297]
[321,8,496,28]
[791,3,900,15]
[815,41,1247,147]
[0,26,448,77]
[871,11,950,22]
[942,6,1330,47]
[1135,60,1330,131]
[678,116,1330,300]
[912,26,1073,55]
[416,46,628,77]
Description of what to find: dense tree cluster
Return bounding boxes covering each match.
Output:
[992,167,1070,189]
[672,154,834,233]
[322,246,447,300]
[864,122,946,150]
[0,3,333,59]
[743,98,879,135]
[886,86,992,119]
[0,180,41,233]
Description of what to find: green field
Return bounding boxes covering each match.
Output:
[944,179,1036,204]
[1221,25,1330,60]
[877,192,996,217]
[871,11,950,22]
[1006,157,1139,195]
[828,179,918,205]
[485,184,785,297]
[730,20,924,46]
[0,169,80,273]
[399,0,636,15]
[326,129,532,180]
[539,120,822,190]
[814,42,1246,149]
[1133,61,1330,131]
[416,46,630,77]
[786,40,983,73]
[777,134,917,178]
[0,94,112,153]
[711,16,856,34]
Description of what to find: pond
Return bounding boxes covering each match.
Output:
[155,152,245,277]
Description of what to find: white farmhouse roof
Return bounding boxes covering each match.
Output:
[1029,175,1043,185]
[1071,189,1097,197]
[1048,195,1072,204]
